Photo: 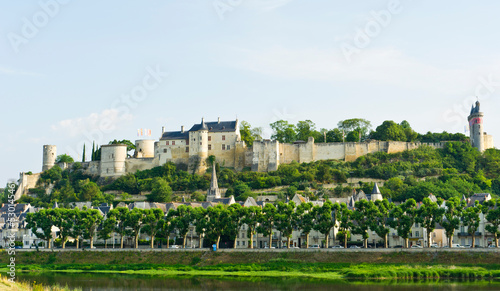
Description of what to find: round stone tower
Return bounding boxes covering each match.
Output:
[468,101,484,152]
[100,144,128,177]
[134,139,155,158]
[188,118,209,174]
[42,145,57,171]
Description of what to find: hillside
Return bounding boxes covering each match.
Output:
[5,141,500,208]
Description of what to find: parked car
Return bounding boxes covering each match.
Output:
[451,244,463,248]
[169,245,180,249]
[462,244,472,248]
[488,245,497,248]
[430,244,440,248]
[329,245,344,249]
[411,245,423,248]
[349,245,360,249]
[392,245,403,248]
[309,245,320,249]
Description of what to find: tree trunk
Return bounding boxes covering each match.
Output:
[151,235,155,249]
[344,233,348,249]
[234,235,238,249]
[90,236,94,249]
[183,234,188,248]
[449,235,453,248]
[62,239,66,249]
[47,239,51,249]
[287,237,291,249]
[427,231,432,248]
[325,234,329,248]
[216,235,221,250]
[199,234,203,248]
[495,234,498,247]
[135,234,139,249]
[249,231,254,249]
[384,234,388,249]
[405,238,409,248]
[306,233,309,248]
[105,240,108,249]
[364,238,367,249]
[166,236,170,248]
[268,230,272,249]
[472,234,475,248]
[76,238,79,249]
[120,235,124,249]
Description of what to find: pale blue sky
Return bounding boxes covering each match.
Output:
[2,0,500,185]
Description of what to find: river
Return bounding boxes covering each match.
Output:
[17,273,500,291]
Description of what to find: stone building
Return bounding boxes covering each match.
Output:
[468,101,494,152]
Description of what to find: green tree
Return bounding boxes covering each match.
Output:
[242,206,262,249]
[483,199,500,247]
[313,200,336,248]
[52,208,76,249]
[71,208,85,249]
[371,120,406,141]
[416,197,445,248]
[352,200,377,248]
[240,121,262,147]
[107,207,129,248]
[258,203,277,248]
[227,204,245,249]
[441,197,465,247]
[275,201,296,248]
[80,208,103,249]
[78,179,103,201]
[346,130,360,142]
[389,199,417,248]
[337,118,371,140]
[294,202,314,248]
[147,177,172,202]
[169,205,195,248]
[325,128,343,142]
[125,208,145,249]
[26,209,55,249]
[98,216,116,249]
[462,201,481,248]
[372,199,394,248]
[192,207,207,248]
[141,208,165,249]
[206,204,232,249]
[56,154,74,164]
[296,120,316,142]
[82,144,86,162]
[334,203,352,248]
[270,120,297,143]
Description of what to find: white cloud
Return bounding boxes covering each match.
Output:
[51,109,134,138]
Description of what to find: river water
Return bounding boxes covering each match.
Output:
[17,273,500,291]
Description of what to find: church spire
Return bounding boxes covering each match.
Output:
[207,162,221,201]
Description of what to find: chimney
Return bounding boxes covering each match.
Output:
[181,126,185,133]
[218,117,221,124]
[162,126,165,134]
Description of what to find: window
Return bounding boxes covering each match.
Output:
[416,231,420,237]
[185,147,189,153]
[208,136,211,141]
[242,241,245,246]
[172,141,175,146]
[186,139,189,145]
[227,145,230,150]
[163,149,167,153]
[222,135,225,140]
[166,141,169,145]
[222,144,225,150]
[208,145,211,150]
[200,142,202,145]
[237,241,240,246]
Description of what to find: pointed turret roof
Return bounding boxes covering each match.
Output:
[372,183,381,194]
[207,162,221,201]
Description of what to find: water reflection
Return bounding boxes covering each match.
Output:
[17,273,500,291]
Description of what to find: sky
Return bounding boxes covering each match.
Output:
[2,0,500,185]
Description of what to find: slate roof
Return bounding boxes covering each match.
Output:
[160,131,189,140]
[189,121,237,132]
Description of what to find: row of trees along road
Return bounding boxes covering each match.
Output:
[26,198,500,250]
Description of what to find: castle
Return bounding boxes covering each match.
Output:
[13,102,494,199]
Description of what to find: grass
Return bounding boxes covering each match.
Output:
[0,275,81,291]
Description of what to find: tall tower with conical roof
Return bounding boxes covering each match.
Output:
[207,162,221,202]
[468,101,485,152]
[370,182,383,201]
